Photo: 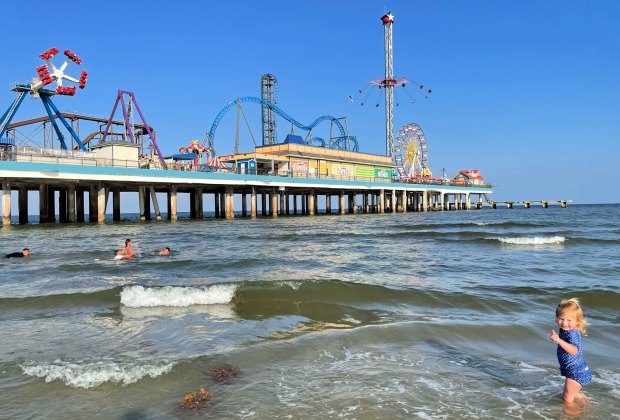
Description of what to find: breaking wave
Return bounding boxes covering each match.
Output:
[495,236,566,245]
[120,284,236,308]
[20,359,175,389]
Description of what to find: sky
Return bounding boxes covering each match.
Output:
[1,0,619,204]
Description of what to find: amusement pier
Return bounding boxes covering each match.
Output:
[0,13,506,226]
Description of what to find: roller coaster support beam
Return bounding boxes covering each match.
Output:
[0,92,28,140]
[40,94,88,151]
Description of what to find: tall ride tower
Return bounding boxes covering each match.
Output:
[260,74,278,146]
[381,12,395,158]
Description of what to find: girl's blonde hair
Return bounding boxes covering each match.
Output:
[556,298,588,334]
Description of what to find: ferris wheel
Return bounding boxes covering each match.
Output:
[393,123,429,178]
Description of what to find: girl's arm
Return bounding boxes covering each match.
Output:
[549,330,578,355]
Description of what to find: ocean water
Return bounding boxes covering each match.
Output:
[0,204,619,419]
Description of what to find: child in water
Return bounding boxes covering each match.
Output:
[549,298,592,404]
[122,239,134,258]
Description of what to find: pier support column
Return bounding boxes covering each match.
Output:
[150,187,162,220]
[76,188,85,222]
[242,192,247,217]
[112,189,121,221]
[561,200,567,208]
[347,193,354,214]
[422,190,428,212]
[144,187,152,220]
[168,187,178,221]
[524,202,530,209]
[251,187,257,218]
[339,192,345,215]
[326,194,331,214]
[379,189,385,213]
[39,184,49,223]
[219,190,226,219]
[226,186,234,219]
[309,189,315,216]
[285,194,290,215]
[214,192,220,218]
[47,187,56,222]
[2,180,10,226]
[465,194,471,210]
[58,189,67,223]
[97,186,106,222]
[279,189,285,216]
[507,202,513,209]
[541,201,548,208]
[261,193,267,216]
[139,186,146,220]
[402,191,407,213]
[301,194,306,215]
[195,187,203,220]
[67,186,75,223]
[271,189,278,217]
[18,187,28,224]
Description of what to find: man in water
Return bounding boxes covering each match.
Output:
[157,247,171,256]
[5,248,30,258]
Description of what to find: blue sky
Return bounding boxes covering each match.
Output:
[2,0,618,204]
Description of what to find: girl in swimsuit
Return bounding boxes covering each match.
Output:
[549,298,592,404]
[122,239,134,258]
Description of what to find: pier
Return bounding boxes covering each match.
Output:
[489,200,571,209]
[0,160,493,226]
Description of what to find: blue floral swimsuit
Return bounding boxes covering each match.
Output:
[557,329,592,386]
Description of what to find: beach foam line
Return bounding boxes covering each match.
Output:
[495,236,566,245]
[20,359,175,389]
[120,284,237,308]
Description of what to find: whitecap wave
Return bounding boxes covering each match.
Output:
[120,284,236,308]
[495,236,566,245]
[20,359,175,389]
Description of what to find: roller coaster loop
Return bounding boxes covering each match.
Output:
[205,96,358,156]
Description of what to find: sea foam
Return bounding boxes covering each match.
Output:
[120,284,236,308]
[20,359,175,389]
[496,236,565,245]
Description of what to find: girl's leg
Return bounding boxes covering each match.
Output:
[563,378,582,403]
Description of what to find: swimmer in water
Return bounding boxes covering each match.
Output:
[122,239,134,258]
[157,247,171,256]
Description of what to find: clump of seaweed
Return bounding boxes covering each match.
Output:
[179,388,211,410]
[209,363,241,382]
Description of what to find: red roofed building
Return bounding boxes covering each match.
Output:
[451,169,485,185]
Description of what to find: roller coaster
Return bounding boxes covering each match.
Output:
[205,96,359,157]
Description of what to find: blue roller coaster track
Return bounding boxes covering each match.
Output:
[206,96,358,156]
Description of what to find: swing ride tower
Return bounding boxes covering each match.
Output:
[380,12,395,158]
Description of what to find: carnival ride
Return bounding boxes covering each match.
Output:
[349,12,432,159]
[99,90,167,169]
[0,49,167,169]
[393,123,431,179]
[0,47,89,151]
[205,96,359,162]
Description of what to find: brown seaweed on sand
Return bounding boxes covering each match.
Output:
[179,388,211,410]
[209,363,241,381]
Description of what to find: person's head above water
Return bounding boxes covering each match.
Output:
[125,239,132,247]
[22,248,30,256]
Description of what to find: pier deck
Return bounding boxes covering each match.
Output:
[1,161,493,225]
